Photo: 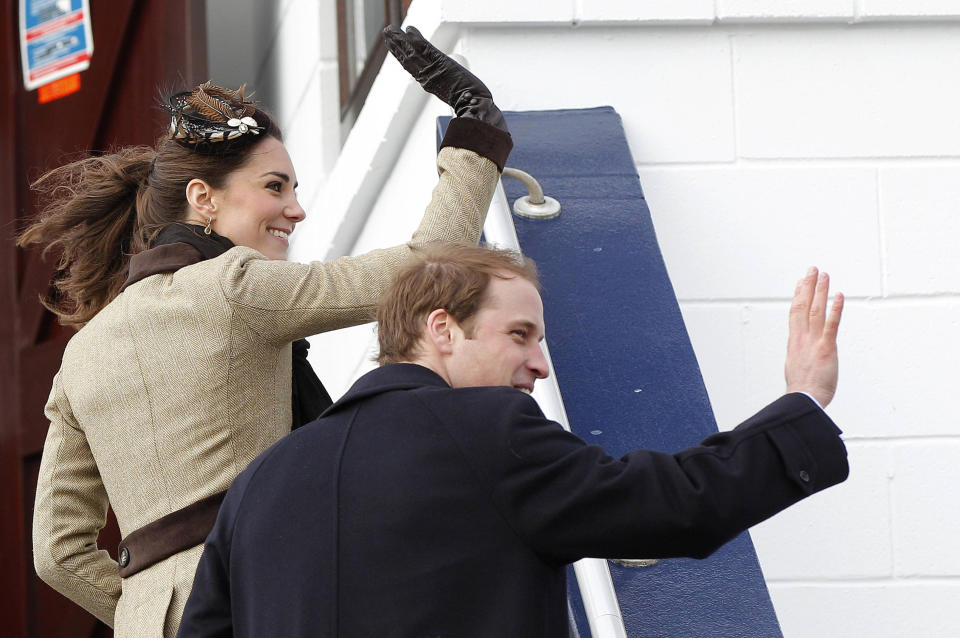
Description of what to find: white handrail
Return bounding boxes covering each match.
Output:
[483,181,628,638]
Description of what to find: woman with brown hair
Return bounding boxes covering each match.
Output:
[24,27,512,637]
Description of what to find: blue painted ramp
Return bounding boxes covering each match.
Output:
[439,108,782,637]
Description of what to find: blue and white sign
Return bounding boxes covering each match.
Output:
[19,0,94,90]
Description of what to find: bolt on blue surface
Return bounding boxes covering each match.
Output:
[440,107,783,637]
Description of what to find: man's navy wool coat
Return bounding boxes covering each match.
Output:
[178,363,848,637]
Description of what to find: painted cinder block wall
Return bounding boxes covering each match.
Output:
[221,1,960,636]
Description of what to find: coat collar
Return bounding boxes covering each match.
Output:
[120,242,203,292]
[321,363,450,417]
[119,223,235,292]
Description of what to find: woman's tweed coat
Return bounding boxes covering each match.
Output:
[32,145,500,637]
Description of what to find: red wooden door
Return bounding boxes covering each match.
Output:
[0,1,206,635]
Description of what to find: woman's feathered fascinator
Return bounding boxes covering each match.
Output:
[165,82,265,145]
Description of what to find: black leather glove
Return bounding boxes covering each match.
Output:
[384,25,507,133]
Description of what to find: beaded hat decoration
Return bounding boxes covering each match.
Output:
[166,82,265,145]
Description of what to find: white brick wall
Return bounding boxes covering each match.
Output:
[858,0,960,20]
[769,582,960,637]
[463,27,736,163]
[734,27,960,158]
[578,1,715,23]
[881,166,960,295]
[441,0,574,24]
[891,441,960,576]
[224,1,960,635]
[717,0,855,21]
[637,166,882,298]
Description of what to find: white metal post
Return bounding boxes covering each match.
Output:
[483,182,628,638]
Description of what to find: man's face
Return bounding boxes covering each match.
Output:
[444,274,549,393]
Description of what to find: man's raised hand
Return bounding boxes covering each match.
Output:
[785,267,844,408]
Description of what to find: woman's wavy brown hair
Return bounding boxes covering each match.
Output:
[17,84,282,327]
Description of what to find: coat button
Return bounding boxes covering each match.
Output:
[119,547,130,567]
[799,470,810,483]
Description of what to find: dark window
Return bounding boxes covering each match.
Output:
[337,0,411,129]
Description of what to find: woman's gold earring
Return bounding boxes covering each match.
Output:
[204,216,213,235]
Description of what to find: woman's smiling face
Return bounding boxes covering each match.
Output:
[207,136,304,260]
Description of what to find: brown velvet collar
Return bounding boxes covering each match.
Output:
[119,242,204,293]
[119,223,235,293]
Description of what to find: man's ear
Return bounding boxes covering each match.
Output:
[424,308,457,355]
[185,178,217,219]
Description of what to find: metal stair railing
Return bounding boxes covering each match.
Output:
[483,176,628,638]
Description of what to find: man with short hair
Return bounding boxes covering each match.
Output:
[178,243,848,638]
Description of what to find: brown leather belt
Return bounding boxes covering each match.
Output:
[117,490,226,578]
